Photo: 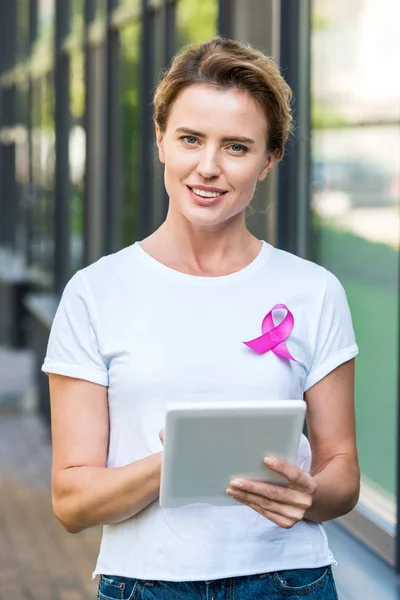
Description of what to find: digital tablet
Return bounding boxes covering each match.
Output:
[159,399,306,508]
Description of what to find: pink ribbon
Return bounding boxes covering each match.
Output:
[243,304,297,361]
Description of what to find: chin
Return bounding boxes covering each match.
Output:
[180,207,232,229]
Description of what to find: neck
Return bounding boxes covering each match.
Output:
[141,209,262,277]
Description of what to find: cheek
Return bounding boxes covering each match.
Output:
[228,163,261,194]
[164,150,196,179]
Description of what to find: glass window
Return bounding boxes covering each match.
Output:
[16,0,30,61]
[69,48,86,274]
[176,0,217,45]
[37,0,55,40]
[96,0,107,18]
[311,0,400,525]
[0,87,17,250]
[120,23,141,247]
[70,0,84,35]
[31,73,55,289]
[14,81,31,260]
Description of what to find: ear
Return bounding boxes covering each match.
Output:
[258,153,276,182]
[155,124,165,164]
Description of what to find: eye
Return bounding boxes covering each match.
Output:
[181,135,199,146]
[229,143,248,154]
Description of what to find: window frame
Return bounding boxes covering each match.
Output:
[279,0,399,570]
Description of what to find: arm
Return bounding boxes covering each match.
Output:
[304,357,360,521]
[226,359,360,526]
[50,374,162,534]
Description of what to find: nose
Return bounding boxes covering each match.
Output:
[196,147,221,179]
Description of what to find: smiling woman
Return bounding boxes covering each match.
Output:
[144,36,293,269]
[43,36,357,600]
[153,84,274,229]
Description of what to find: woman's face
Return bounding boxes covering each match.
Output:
[156,84,275,229]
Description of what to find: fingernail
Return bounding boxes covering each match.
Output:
[229,479,244,488]
[265,457,277,467]
[226,488,235,496]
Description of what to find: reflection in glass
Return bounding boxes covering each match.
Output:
[31,74,56,289]
[16,0,30,61]
[120,23,141,247]
[14,82,31,260]
[119,0,140,6]
[37,0,55,39]
[96,0,107,18]
[311,0,400,524]
[69,48,86,274]
[177,0,217,46]
[70,0,84,34]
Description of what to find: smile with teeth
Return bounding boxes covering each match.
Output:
[190,187,226,198]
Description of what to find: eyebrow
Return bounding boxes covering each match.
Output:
[175,127,255,145]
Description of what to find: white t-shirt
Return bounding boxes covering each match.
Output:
[42,241,359,582]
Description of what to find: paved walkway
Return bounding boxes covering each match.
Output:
[0,348,101,599]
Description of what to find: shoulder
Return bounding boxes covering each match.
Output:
[57,245,138,315]
[64,244,138,298]
[78,245,136,284]
[267,245,347,305]
[268,245,329,284]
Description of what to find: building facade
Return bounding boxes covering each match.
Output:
[1,0,399,585]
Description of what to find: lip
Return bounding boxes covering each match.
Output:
[186,185,227,207]
[187,184,227,193]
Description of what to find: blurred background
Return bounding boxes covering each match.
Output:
[0,0,399,598]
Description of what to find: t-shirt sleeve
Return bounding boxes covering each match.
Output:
[304,270,359,391]
[41,271,109,386]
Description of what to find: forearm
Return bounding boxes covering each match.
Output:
[305,455,360,523]
[52,452,162,533]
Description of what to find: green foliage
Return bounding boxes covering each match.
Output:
[311,10,331,31]
[40,73,55,131]
[312,218,398,290]
[344,276,397,497]
[313,218,399,496]
[70,49,85,120]
[176,0,218,46]
[311,100,349,130]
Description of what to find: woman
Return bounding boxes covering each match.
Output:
[43,37,359,599]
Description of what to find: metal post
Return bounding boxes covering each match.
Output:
[163,0,176,66]
[0,2,17,248]
[104,0,122,253]
[277,0,311,258]
[83,0,96,266]
[218,0,232,38]
[54,0,70,294]
[138,0,154,238]
[160,0,176,219]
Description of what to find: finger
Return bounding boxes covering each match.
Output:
[264,457,316,493]
[244,501,298,529]
[159,429,164,444]
[226,488,306,522]
[228,479,313,511]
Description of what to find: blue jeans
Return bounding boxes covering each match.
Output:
[97,566,338,599]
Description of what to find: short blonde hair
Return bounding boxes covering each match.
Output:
[153,36,293,161]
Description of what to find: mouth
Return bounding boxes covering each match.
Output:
[187,185,227,205]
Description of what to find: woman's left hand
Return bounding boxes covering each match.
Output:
[226,457,317,529]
